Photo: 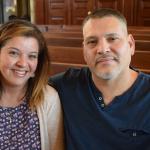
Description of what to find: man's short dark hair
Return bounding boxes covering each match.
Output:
[83,8,127,28]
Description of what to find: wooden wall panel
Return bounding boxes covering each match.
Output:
[34,0,150,26]
[94,0,135,26]
[95,0,124,10]
[135,0,150,26]
[122,0,135,26]
[47,0,68,24]
[71,0,89,25]
[35,0,45,24]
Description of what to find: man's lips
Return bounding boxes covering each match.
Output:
[97,57,114,62]
[95,55,118,65]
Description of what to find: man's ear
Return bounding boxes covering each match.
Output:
[82,41,84,46]
[128,34,135,56]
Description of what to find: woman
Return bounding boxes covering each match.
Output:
[0,19,64,150]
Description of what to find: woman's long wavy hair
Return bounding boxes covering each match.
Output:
[0,19,50,110]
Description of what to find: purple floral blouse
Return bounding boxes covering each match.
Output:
[0,100,41,150]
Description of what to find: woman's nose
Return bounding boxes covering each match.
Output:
[16,56,27,67]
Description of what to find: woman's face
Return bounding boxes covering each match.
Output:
[0,36,39,88]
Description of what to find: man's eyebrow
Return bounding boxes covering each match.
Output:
[104,33,119,37]
[84,36,97,42]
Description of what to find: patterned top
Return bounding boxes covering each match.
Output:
[0,100,41,150]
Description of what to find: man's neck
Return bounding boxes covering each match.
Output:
[92,69,138,105]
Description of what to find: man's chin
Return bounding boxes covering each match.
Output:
[98,73,113,80]
[96,69,118,80]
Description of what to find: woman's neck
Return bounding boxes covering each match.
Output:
[0,84,27,107]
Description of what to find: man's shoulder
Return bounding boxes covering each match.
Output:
[50,67,89,82]
[48,67,90,91]
[137,72,150,91]
[139,72,150,82]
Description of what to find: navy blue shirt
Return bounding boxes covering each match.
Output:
[49,67,150,150]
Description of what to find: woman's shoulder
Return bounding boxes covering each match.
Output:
[44,84,58,95]
[37,85,61,112]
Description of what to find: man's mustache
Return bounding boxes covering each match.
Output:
[95,54,119,64]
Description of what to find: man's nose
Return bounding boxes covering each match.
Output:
[96,39,110,54]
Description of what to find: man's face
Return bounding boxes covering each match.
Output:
[83,16,135,80]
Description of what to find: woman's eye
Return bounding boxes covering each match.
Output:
[9,51,19,57]
[29,54,38,60]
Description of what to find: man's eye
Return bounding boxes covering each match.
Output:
[85,40,97,48]
[87,40,96,44]
[107,37,118,42]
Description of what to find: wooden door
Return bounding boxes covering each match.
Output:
[135,0,150,26]
[34,0,150,26]
[70,0,89,25]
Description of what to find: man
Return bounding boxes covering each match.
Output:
[49,8,150,150]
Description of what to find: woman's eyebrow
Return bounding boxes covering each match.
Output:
[8,47,20,51]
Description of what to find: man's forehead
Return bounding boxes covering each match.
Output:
[83,17,127,36]
[84,16,123,26]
